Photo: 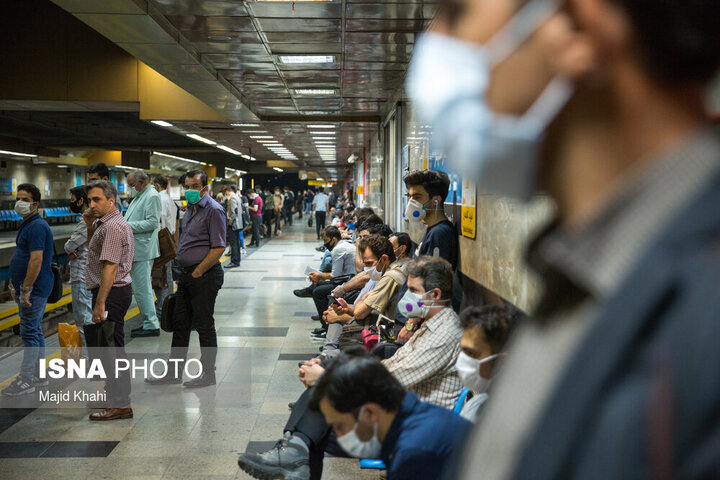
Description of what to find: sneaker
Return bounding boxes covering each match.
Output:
[32,376,49,387]
[242,249,248,255]
[238,437,309,480]
[315,246,325,252]
[2,376,35,396]
[310,331,326,339]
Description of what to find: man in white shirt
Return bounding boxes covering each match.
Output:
[152,175,177,321]
[311,187,328,240]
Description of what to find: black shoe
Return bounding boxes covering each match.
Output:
[238,437,309,480]
[224,263,240,269]
[131,328,160,338]
[293,287,313,298]
[145,374,182,385]
[311,328,325,335]
[315,246,325,252]
[248,244,259,248]
[288,402,296,410]
[183,372,216,388]
[310,330,326,339]
[311,315,321,321]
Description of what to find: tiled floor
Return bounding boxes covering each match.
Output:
[0,223,380,480]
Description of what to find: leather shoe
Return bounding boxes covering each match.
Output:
[145,374,182,385]
[131,328,160,338]
[293,287,313,298]
[89,407,133,421]
[183,372,216,388]
[315,246,325,252]
[224,263,240,269]
[311,315,321,321]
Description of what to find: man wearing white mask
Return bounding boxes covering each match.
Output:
[310,351,472,480]
[455,305,522,422]
[408,0,720,479]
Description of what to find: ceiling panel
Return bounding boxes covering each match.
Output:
[345,3,423,19]
[256,18,341,33]
[153,0,249,16]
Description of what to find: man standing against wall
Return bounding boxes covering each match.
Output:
[246,189,263,248]
[153,175,178,321]
[2,184,54,396]
[84,180,134,420]
[146,170,225,388]
[125,171,162,338]
[311,187,328,240]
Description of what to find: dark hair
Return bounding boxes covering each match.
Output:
[355,208,374,221]
[88,180,117,200]
[69,185,88,205]
[368,223,393,238]
[356,214,383,232]
[153,175,168,189]
[611,0,720,85]
[185,170,208,186]
[227,185,237,192]
[406,256,453,300]
[459,305,524,354]
[358,234,396,264]
[88,162,110,179]
[318,187,324,193]
[403,170,450,202]
[390,232,412,256]
[245,189,255,196]
[17,183,41,202]
[309,348,405,413]
[323,225,342,241]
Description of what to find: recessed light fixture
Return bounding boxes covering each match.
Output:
[309,131,336,135]
[295,89,335,95]
[307,124,335,129]
[0,149,37,158]
[231,123,260,127]
[280,55,334,64]
[152,151,206,165]
[217,145,242,155]
[151,120,173,128]
[56,165,68,168]
[302,111,329,115]
[313,137,336,141]
[186,134,217,145]
[273,167,284,172]
[250,135,274,139]
[242,131,268,134]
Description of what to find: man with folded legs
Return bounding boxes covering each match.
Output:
[84,181,135,420]
[146,170,226,388]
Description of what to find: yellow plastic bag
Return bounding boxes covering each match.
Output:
[58,323,82,362]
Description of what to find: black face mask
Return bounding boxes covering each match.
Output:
[69,201,83,214]
[324,239,336,251]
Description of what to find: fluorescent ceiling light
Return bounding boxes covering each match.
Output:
[295,89,335,95]
[186,134,217,145]
[273,167,284,172]
[302,111,329,115]
[307,124,335,129]
[0,149,37,158]
[231,123,260,127]
[242,130,268,134]
[56,165,68,168]
[250,135,274,139]
[316,178,324,181]
[151,120,173,128]
[152,151,206,165]
[280,55,334,64]
[313,136,335,140]
[217,145,242,155]
[309,131,336,135]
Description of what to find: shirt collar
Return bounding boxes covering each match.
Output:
[136,183,154,198]
[381,392,419,461]
[20,212,41,227]
[421,307,454,332]
[98,207,121,224]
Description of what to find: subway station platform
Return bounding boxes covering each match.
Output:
[0,223,377,480]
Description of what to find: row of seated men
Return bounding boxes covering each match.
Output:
[237,170,524,480]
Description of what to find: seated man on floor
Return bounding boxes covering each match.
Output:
[311,350,472,480]
[237,256,463,480]
[292,234,335,299]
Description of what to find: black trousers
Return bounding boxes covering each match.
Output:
[170,263,224,372]
[312,282,335,321]
[249,216,261,246]
[228,227,241,265]
[263,210,274,238]
[87,285,132,407]
[315,211,326,239]
[284,207,293,225]
[285,387,347,480]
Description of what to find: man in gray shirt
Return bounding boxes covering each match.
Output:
[308,226,357,321]
[64,186,92,356]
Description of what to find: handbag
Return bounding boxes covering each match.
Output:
[47,244,63,304]
[153,227,176,268]
[160,293,177,332]
[151,262,168,290]
[362,328,379,351]
[308,217,313,227]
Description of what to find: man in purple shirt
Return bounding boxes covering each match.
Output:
[246,189,264,247]
[146,170,226,388]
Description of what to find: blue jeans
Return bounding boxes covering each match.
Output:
[17,293,48,379]
[238,229,245,249]
[71,281,93,326]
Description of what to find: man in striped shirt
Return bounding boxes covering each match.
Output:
[84,180,135,421]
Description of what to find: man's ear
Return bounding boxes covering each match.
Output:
[363,403,383,422]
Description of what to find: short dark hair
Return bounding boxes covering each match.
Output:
[245,189,255,196]
[69,185,88,205]
[390,232,412,256]
[185,170,208,187]
[17,183,41,202]
[354,207,374,220]
[406,256,453,300]
[310,348,405,413]
[459,305,524,354]
[227,185,237,192]
[403,170,451,202]
[323,225,342,241]
[153,175,168,189]
[356,214,383,232]
[88,180,117,200]
[358,234,396,264]
[368,223,393,238]
[611,0,720,85]
[317,187,324,193]
[88,162,110,179]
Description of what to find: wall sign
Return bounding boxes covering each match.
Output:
[461,179,477,239]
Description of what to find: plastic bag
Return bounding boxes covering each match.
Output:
[58,323,82,362]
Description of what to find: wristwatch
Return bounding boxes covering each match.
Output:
[20,285,32,294]
[405,321,415,332]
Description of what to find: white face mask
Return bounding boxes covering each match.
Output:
[15,200,35,217]
[366,265,383,281]
[405,0,572,202]
[337,406,382,458]
[397,290,447,318]
[455,352,501,393]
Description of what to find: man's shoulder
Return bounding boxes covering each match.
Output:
[396,402,471,450]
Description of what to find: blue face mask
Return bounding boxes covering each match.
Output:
[405,0,573,202]
[185,188,202,204]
